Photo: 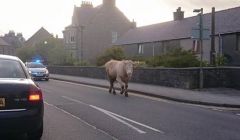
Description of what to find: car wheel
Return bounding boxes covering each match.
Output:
[45,78,49,81]
[28,122,43,140]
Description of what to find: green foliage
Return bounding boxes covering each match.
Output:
[215,54,227,66]
[16,46,35,62]
[73,60,89,66]
[16,37,76,65]
[96,47,125,66]
[146,48,201,68]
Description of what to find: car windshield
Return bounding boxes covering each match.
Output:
[26,63,45,68]
[0,59,26,78]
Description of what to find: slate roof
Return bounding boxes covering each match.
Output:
[115,6,240,45]
[25,27,53,47]
[0,37,10,46]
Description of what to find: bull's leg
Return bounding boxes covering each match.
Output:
[112,89,116,95]
[116,77,125,95]
[112,81,116,95]
[109,82,112,94]
[109,79,116,95]
[124,83,128,97]
[120,85,124,94]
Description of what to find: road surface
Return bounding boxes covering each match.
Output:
[6,79,240,140]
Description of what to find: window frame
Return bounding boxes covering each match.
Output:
[138,44,144,54]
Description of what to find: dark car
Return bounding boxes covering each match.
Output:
[25,62,49,81]
[0,55,44,139]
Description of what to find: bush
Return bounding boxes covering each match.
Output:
[96,47,125,66]
[216,54,227,66]
[146,48,201,68]
[73,60,89,66]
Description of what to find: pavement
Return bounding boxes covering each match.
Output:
[50,74,240,108]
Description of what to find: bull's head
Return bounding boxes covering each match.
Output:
[124,60,134,79]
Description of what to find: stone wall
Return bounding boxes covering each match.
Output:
[48,66,240,89]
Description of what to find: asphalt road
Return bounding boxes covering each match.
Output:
[11,79,240,140]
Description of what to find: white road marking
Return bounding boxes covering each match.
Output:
[237,114,240,116]
[62,96,89,106]
[44,101,118,140]
[62,96,164,134]
[90,105,164,134]
[90,105,146,134]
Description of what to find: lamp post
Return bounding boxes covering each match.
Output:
[75,25,85,62]
[193,8,204,89]
[80,25,85,63]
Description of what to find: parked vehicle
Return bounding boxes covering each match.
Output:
[25,62,49,81]
[0,55,44,139]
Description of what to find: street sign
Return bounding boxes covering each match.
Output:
[191,28,210,40]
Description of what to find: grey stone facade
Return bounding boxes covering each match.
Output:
[115,7,240,66]
[0,37,14,55]
[63,0,135,64]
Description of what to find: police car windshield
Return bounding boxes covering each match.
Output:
[26,63,45,68]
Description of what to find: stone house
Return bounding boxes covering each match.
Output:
[114,7,240,66]
[0,31,25,55]
[0,37,14,55]
[63,0,136,64]
[25,27,53,47]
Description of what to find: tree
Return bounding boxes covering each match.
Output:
[96,47,125,66]
[16,37,73,65]
[16,46,35,62]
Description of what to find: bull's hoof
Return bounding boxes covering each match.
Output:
[113,91,116,95]
[120,90,124,94]
[124,92,128,97]
[109,89,112,94]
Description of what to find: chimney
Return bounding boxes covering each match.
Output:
[103,0,115,7]
[173,7,184,21]
[131,19,137,29]
[81,1,93,8]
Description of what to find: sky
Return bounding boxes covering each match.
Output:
[0,0,239,40]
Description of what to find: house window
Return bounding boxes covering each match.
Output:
[112,31,118,43]
[237,35,240,51]
[70,31,75,43]
[192,40,200,53]
[70,36,75,42]
[138,44,144,54]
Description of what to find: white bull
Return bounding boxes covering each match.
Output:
[104,59,134,97]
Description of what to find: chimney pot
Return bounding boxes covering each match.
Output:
[174,7,184,21]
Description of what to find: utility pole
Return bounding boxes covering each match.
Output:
[210,7,216,66]
[193,8,204,89]
[80,25,85,63]
[76,26,80,61]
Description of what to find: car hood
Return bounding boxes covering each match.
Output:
[28,68,47,72]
